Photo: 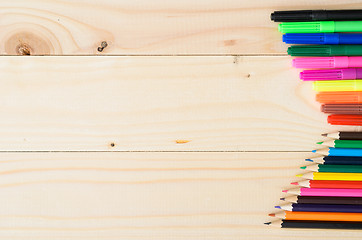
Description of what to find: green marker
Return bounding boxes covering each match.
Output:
[288,45,362,56]
[319,140,362,149]
[279,21,362,33]
[302,164,362,173]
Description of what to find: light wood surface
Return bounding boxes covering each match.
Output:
[1,0,362,55]
[0,56,357,151]
[3,1,362,239]
[0,151,356,240]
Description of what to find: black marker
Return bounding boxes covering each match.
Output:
[271,9,362,22]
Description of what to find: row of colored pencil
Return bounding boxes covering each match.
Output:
[267,131,362,229]
[268,8,362,229]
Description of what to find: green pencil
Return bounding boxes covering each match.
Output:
[318,140,362,148]
[302,164,362,173]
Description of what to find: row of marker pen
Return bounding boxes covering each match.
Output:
[266,9,362,230]
[275,9,362,125]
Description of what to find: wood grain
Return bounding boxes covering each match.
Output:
[0,151,358,240]
[0,56,355,151]
[1,0,362,55]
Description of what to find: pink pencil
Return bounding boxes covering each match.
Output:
[283,188,362,197]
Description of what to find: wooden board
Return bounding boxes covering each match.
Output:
[1,0,361,55]
[0,151,359,240]
[0,56,355,151]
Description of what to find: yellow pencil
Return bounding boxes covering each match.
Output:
[297,172,362,181]
[313,80,362,92]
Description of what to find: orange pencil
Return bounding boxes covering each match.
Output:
[269,211,362,222]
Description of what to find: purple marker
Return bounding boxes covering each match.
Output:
[300,68,362,81]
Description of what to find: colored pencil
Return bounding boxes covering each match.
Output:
[322,131,362,140]
[281,196,362,205]
[301,164,362,173]
[269,211,362,221]
[265,220,362,229]
[321,104,362,114]
[283,188,362,197]
[313,147,362,157]
[318,140,362,148]
[306,156,362,165]
[328,115,362,125]
[297,172,362,181]
[292,180,362,189]
[276,203,362,213]
[316,92,362,104]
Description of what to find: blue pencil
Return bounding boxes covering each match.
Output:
[314,148,362,157]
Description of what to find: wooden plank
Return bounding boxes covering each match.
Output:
[0,56,356,151]
[0,151,357,240]
[0,151,358,240]
[0,0,360,55]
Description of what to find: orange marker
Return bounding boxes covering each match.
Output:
[269,211,362,222]
[316,91,362,104]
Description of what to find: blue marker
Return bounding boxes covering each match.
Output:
[283,33,362,44]
[314,148,362,157]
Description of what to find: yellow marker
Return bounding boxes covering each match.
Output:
[313,80,362,92]
[298,172,362,181]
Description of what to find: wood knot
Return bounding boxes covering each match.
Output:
[98,41,108,52]
[176,140,191,144]
[17,43,32,55]
[4,32,53,55]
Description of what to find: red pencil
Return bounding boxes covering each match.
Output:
[292,180,362,189]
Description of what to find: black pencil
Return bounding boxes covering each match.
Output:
[265,220,362,229]
[281,196,362,205]
[322,132,362,140]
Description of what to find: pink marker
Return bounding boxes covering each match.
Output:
[300,68,362,81]
[292,56,362,69]
[285,188,362,197]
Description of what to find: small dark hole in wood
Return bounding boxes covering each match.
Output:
[110,143,115,147]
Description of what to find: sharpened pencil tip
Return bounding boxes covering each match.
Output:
[305,159,313,162]
[291,182,298,185]
[264,222,271,225]
[282,190,288,193]
[280,198,285,201]
[274,206,281,209]
[296,174,302,177]
[316,141,323,145]
[268,213,275,217]
[312,150,316,153]
[300,166,306,169]
[321,133,328,137]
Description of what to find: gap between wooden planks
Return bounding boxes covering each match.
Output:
[0,0,361,55]
[0,55,358,152]
[0,151,359,240]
